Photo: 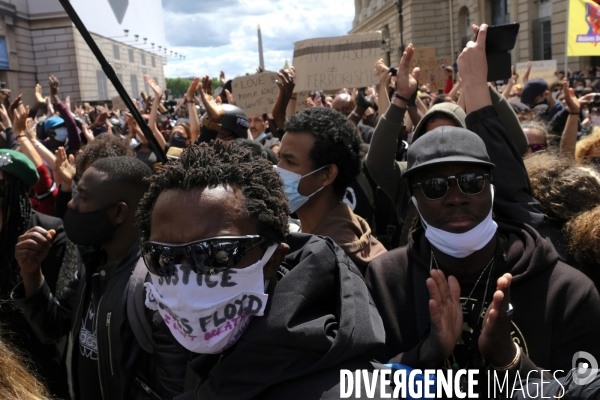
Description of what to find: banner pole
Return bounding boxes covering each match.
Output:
[57,0,168,165]
[565,0,570,77]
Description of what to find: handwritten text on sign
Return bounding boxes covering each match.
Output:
[232,72,279,116]
[292,32,382,92]
[410,47,452,94]
[515,60,558,85]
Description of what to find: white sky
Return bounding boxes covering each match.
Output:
[161,0,356,79]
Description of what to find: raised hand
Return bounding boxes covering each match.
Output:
[420,269,463,367]
[563,79,581,115]
[202,75,213,97]
[199,77,224,122]
[25,118,37,141]
[186,77,200,101]
[35,83,46,105]
[0,104,10,127]
[48,75,59,97]
[275,66,295,99]
[374,58,390,80]
[478,273,518,368]
[144,75,162,97]
[396,44,418,99]
[13,104,29,134]
[457,24,488,88]
[220,70,226,86]
[55,146,76,189]
[224,89,235,105]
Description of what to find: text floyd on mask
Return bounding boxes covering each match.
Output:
[410,163,492,234]
[149,185,287,283]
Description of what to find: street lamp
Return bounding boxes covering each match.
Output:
[394,0,405,53]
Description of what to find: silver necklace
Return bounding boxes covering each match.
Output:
[430,251,495,302]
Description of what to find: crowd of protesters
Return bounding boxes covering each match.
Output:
[1,23,600,399]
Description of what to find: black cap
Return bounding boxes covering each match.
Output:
[402,126,495,180]
[220,104,249,139]
[521,78,548,106]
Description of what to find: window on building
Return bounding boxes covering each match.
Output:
[0,36,9,70]
[459,7,471,48]
[116,73,123,83]
[113,45,120,60]
[141,53,146,65]
[491,0,510,26]
[532,17,552,60]
[97,70,108,100]
[131,74,139,97]
[152,56,156,67]
[129,49,134,63]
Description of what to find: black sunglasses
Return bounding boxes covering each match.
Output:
[528,143,547,153]
[412,172,490,201]
[141,235,264,277]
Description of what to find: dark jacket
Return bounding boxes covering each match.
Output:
[1,211,70,398]
[366,221,600,380]
[12,240,187,400]
[176,233,387,399]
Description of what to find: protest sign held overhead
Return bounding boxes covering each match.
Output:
[515,60,558,85]
[409,47,452,94]
[232,72,280,115]
[292,32,382,92]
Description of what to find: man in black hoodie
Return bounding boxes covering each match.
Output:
[136,140,386,399]
[366,25,600,398]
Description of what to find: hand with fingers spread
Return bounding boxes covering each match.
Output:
[13,104,29,134]
[145,75,162,98]
[48,75,60,103]
[16,227,56,297]
[478,273,519,368]
[419,269,463,367]
[55,146,76,191]
[201,75,213,97]
[8,93,23,123]
[199,77,224,122]
[25,118,37,142]
[394,44,418,102]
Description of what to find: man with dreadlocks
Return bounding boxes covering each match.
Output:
[136,140,386,399]
[0,148,70,397]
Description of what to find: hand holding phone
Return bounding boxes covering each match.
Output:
[474,23,520,81]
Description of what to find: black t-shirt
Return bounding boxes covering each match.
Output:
[135,146,158,169]
[77,274,105,400]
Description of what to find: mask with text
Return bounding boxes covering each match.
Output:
[144,244,278,354]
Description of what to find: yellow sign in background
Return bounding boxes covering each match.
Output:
[568,0,600,56]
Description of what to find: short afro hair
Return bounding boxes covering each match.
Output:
[284,107,361,198]
[75,133,135,175]
[91,156,152,190]
[136,140,289,245]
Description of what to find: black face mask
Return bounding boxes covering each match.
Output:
[171,134,187,149]
[63,205,119,247]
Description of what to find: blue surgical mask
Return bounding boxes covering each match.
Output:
[274,165,328,213]
[254,132,267,142]
[54,127,68,142]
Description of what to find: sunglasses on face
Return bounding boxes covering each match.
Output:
[412,172,490,201]
[141,235,264,277]
[528,143,548,153]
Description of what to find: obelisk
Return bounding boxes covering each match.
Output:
[258,24,265,70]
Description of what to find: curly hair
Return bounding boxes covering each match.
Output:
[136,140,289,245]
[564,205,600,288]
[575,127,600,162]
[75,133,135,175]
[525,152,600,229]
[284,107,361,198]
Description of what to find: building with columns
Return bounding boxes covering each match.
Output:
[351,0,590,74]
[0,0,167,105]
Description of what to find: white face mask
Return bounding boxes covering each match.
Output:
[144,244,278,354]
[54,126,68,142]
[274,165,327,214]
[411,184,497,259]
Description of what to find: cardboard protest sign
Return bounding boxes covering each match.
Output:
[294,91,310,113]
[111,95,127,111]
[515,60,558,85]
[409,47,452,94]
[292,32,382,93]
[232,72,279,116]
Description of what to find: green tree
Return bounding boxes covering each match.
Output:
[166,78,192,98]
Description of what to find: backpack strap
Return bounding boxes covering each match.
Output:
[127,258,154,354]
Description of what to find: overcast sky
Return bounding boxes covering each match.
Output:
[162,0,356,79]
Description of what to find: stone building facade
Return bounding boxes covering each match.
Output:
[351,0,589,73]
[0,0,166,105]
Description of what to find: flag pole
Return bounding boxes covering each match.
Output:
[565,0,570,78]
[56,0,168,164]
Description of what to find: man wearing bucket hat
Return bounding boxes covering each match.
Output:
[365,24,600,397]
[0,148,70,397]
